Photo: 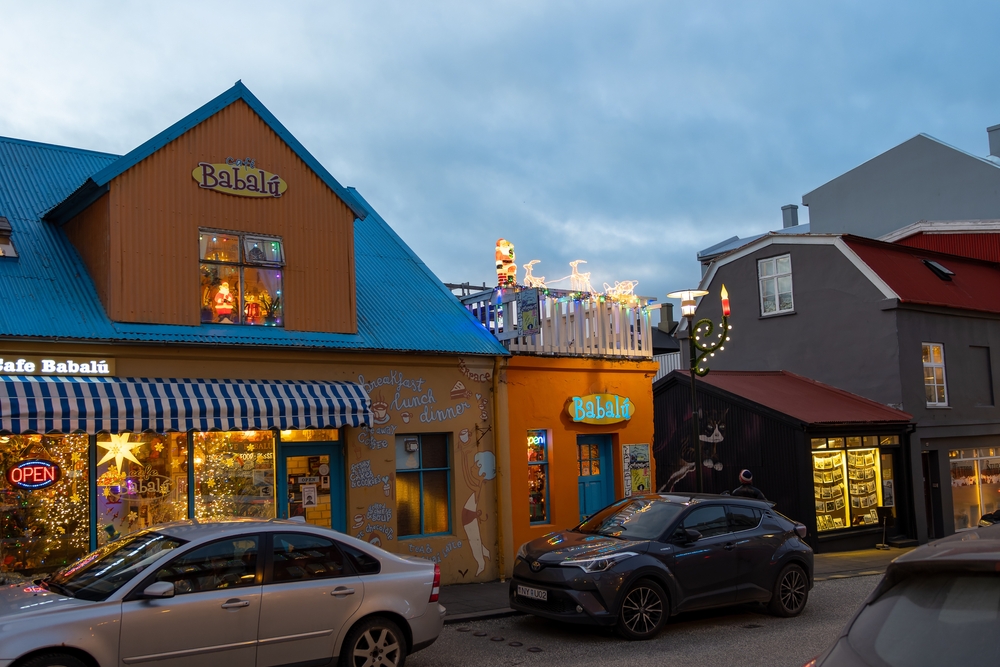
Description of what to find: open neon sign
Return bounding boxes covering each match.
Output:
[7,460,61,490]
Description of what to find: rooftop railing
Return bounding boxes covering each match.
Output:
[459,287,654,358]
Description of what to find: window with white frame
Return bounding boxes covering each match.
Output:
[758,254,793,315]
[923,343,948,406]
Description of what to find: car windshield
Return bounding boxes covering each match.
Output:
[576,498,685,540]
[847,572,1000,666]
[45,532,185,602]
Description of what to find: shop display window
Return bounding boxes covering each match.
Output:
[812,436,886,532]
[193,431,276,520]
[395,434,451,537]
[200,229,284,326]
[280,429,340,443]
[950,448,1000,530]
[527,429,549,524]
[0,434,89,573]
[96,432,188,546]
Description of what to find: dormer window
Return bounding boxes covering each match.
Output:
[200,229,284,326]
[0,217,18,258]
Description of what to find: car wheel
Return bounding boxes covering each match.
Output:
[340,616,407,667]
[19,653,88,667]
[616,579,668,640]
[768,563,809,617]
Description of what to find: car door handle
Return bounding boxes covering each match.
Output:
[221,599,251,609]
[723,542,736,551]
[332,586,356,597]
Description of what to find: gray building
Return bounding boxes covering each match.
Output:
[689,232,1000,544]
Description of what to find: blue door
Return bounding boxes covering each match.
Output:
[278,443,346,532]
[577,435,614,520]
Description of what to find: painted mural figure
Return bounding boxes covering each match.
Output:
[459,438,496,576]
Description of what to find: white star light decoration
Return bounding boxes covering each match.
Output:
[97,433,142,471]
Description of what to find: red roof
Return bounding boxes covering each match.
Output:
[695,370,912,425]
[895,232,1000,263]
[844,236,1000,315]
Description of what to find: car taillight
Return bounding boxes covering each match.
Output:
[429,563,440,603]
[795,524,808,539]
[802,658,818,667]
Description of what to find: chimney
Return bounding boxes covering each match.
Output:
[989,124,1000,158]
[658,303,675,334]
[781,204,799,229]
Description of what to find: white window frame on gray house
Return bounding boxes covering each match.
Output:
[758,254,794,316]
[922,342,948,407]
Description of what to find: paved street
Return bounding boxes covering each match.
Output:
[416,575,880,667]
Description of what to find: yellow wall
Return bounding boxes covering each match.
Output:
[0,342,500,585]
[500,355,658,577]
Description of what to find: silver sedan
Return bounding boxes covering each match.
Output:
[0,519,444,667]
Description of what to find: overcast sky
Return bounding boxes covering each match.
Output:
[4,2,1000,310]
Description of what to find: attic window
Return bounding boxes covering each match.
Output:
[0,217,18,258]
[922,259,954,281]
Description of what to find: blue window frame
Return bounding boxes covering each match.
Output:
[527,429,550,524]
[395,433,451,537]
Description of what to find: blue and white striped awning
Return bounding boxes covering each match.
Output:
[0,376,371,434]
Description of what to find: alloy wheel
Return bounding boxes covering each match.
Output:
[620,585,664,635]
[352,627,402,667]
[779,567,806,613]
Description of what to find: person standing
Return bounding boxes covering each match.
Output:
[731,469,766,500]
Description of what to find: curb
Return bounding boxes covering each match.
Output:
[814,569,885,582]
[443,608,523,624]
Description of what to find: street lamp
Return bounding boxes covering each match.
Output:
[666,285,733,493]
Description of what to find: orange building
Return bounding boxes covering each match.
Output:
[458,288,658,578]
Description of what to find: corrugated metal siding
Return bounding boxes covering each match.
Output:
[897,232,1000,263]
[108,100,356,331]
[653,376,806,525]
[65,192,111,311]
[652,352,682,382]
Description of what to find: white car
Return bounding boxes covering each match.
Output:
[0,519,444,667]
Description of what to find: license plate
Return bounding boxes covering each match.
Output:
[517,585,547,601]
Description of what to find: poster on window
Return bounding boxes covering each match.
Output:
[516,288,540,335]
[622,444,651,497]
[301,484,318,508]
[882,479,895,507]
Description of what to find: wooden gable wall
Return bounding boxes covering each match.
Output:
[66,100,357,332]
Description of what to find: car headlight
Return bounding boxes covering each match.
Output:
[560,551,638,573]
[516,543,528,561]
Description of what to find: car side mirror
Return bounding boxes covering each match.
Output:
[142,582,175,599]
[672,528,702,545]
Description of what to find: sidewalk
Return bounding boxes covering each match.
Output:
[439,546,914,623]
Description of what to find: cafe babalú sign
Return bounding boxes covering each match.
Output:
[0,356,114,376]
[192,157,288,198]
[567,393,634,425]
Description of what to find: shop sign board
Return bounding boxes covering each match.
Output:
[192,158,288,198]
[622,444,651,497]
[7,459,61,490]
[567,393,633,424]
[0,356,114,376]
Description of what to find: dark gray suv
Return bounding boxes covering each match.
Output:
[510,493,814,639]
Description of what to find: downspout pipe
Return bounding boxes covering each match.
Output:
[492,354,505,582]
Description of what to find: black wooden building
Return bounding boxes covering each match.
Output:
[653,370,916,553]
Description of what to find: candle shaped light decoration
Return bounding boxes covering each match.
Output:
[720,284,731,317]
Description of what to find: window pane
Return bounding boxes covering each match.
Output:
[527,430,547,462]
[528,463,547,522]
[396,473,421,537]
[420,434,449,469]
[421,471,449,533]
[155,537,258,594]
[580,460,592,476]
[777,276,792,294]
[280,429,340,443]
[778,292,793,311]
[682,506,730,537]
[395,436,420,470]
[935,368,945,384]
[924,367,935,383]
[0,235,18,258]
[776,256,791,274]
[271,533,347,581]
[97,432,188,547]
[194,431,276,520]
[199,232,240,263]
[762,296,776,313]
[758,259,775,277]
[951,460,980,529]
[925,385,936,403]
[728,505,760,530]
[932,345,943,364]
[811,438,828,450]
[243,267,283,327]
[828,438,844,449]
[937,386,946,403]
[244,237,284,265]
[590,444,601,460]
[590,456,601,475]
[0,434,90,574]
[201,264,241,324]
[761,279,776,297]
[338,541,380,574]
[922,344,931,364]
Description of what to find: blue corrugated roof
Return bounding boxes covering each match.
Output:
[0,99,508,356]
